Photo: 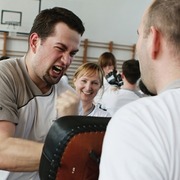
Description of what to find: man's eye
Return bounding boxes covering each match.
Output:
[56,47,64,52]
[70,52,77,57]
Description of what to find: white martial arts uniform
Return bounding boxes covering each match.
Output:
[99,80,180,180]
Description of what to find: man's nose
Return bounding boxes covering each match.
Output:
[62,53,71,66]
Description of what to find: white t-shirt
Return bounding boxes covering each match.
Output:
[88,105,111,117]
[61,74,69,84]
[99,87,180,180]
[100,88,143,116]
[94,77,112,105]
[0,170,9,180]
[79,104,111,117]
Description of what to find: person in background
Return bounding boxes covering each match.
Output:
[99,0,180,179]
[0,7,85,180]
[99,59,142,116]
[94,52,118,105]
[57,62,111,117]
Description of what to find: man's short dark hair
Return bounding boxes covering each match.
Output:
[29,7,85,41]
[122,59,140,84]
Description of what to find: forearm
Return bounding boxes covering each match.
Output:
[0,137,43,172]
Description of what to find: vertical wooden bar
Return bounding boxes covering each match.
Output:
[132,44,136,58]
[2,32,8,56]
[83,39,88,63]
[108,41,113,52]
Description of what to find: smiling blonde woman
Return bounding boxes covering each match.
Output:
[73,62,111,117]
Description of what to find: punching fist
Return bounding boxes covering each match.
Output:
[56,90,81,117]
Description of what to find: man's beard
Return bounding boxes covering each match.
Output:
[43,74,61,86]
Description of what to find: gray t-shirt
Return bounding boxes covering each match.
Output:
[0,56,75,180]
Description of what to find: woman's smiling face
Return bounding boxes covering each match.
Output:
[74,71,101,103]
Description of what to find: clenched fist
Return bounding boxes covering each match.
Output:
[56,90,81,117]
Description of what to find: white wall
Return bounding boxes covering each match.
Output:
[0,0,151,45]
[42,0,151,45]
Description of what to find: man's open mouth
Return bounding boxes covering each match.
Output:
[52,65,62,74]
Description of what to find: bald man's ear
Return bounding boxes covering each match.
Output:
[150,26,160,59]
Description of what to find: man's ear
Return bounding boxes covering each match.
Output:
[29,33,39,53]
[150,26,160,59]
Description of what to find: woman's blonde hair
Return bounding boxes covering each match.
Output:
[73,62,104,87]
